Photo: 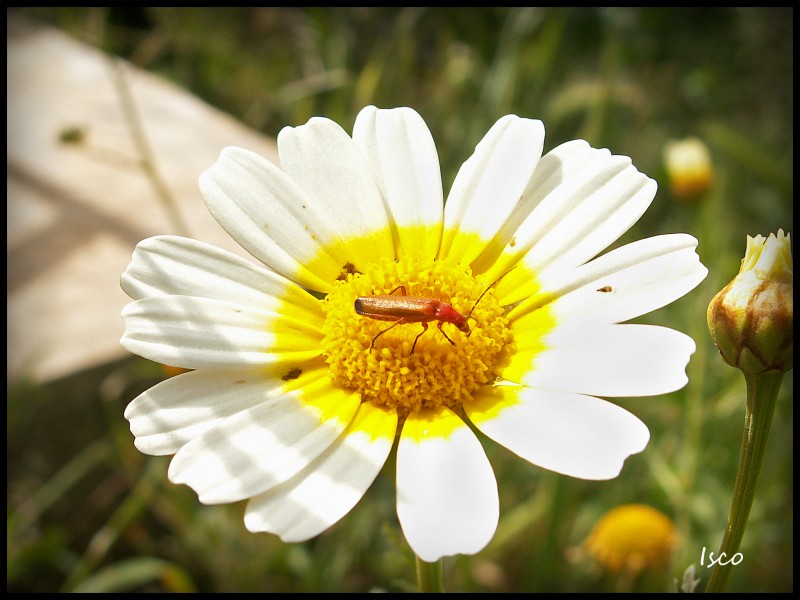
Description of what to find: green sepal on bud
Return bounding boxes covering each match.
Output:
[707,230,793,374]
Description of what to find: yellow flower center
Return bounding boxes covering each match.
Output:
[321,257,511,418]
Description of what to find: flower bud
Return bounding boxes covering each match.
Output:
[663,137,714,202]
[707,230,793,374]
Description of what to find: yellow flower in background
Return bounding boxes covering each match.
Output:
[663,137,714,201]
[160,364,190,378]
[584,504,677,574]
[120,106,707,562]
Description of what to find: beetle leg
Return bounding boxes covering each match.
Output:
[437,321,457,346]
[387,285,407,296]
[371,318,407,349]
[410,322,430,354]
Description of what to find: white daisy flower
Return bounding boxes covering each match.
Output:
[121,106,707,563]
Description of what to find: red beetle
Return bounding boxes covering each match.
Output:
[355,284,492,353]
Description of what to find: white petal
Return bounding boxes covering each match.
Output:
[277,116,396,260]
[509,234,708,324]
[488,141,656,300]
[244,402,397,542]
[440,116,545,265]
[353,106,444,261]
[467,385,649,480]
[471,139,595,273]
[120,235,322,315]
[168,374,361,504]
[199,147,341,291]
[121,296,322,369]
[503,323,696,397]
[396,407,499,562]
[124,361,327,456]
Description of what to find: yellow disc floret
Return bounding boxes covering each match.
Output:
[321,257,511,417]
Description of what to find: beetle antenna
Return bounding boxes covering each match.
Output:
[465,266,518,320]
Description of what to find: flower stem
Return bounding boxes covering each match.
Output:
[109,56,191,237]
[415,555,444,593]
[704,370,784,592]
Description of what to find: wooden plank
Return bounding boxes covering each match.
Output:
[8,15,280,382]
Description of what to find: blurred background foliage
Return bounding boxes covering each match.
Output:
[7,7,792,593]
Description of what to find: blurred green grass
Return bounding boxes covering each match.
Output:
[7,7,792,592]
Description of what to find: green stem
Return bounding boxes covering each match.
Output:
[705,370,784,592]
[415,555,444,593]
[109,57,191,237]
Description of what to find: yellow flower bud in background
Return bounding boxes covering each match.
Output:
[583,504,677,574]
[663,137,714,201]
[161,364,190,377]
[707,230,793,374]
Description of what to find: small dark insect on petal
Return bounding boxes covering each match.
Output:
[596,286,613,293]
[337,262,361,281]
[281,368,303,381]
